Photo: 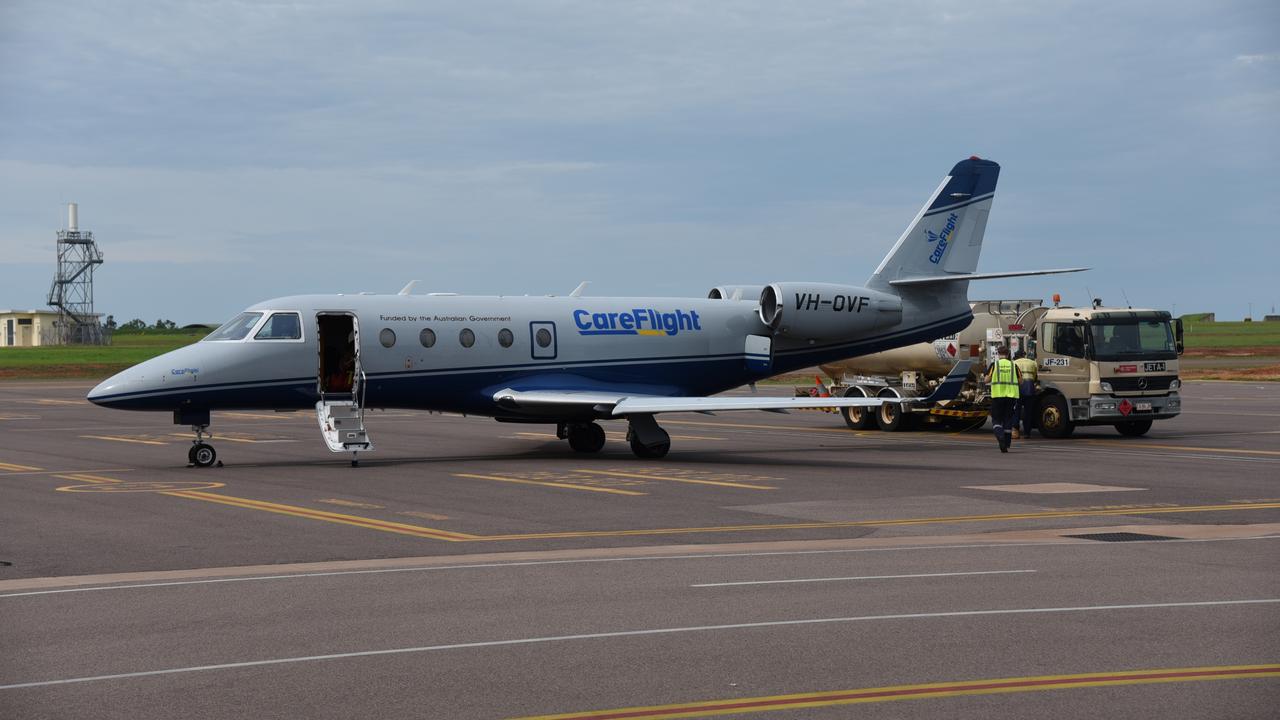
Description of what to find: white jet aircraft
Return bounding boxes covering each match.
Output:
[89,157,1084,466]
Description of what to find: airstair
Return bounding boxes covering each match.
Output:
[317,371,373,466]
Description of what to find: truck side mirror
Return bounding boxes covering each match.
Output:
[1175,318,1184,356]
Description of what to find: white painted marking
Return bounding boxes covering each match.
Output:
[966,483,1145,494]
[692,569,1035,587]
[1,599,1276,690]
[2,536,1276,600]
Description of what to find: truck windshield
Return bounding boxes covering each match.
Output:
[203,312,263,341]
[1088,319,1175,361]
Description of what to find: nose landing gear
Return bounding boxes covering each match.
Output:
[175,408,220,468]
[187,425,219,468]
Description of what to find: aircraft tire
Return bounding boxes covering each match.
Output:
[840,386,874,430]
[1037,395,1074,438]
[568,423,607,453]
[191,443,217,468]
[629,435,670,459]
[1115,419,1153,437]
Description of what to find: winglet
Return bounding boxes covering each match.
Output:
[398,280,421,296]
[922,360,973,402]
[569,281,590,298]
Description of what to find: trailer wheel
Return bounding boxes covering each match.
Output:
[876,401,905,431]
[840,386,874,430]
[875,387,916,431]
[1115,419,1153,437]
[1038,394,1074,438]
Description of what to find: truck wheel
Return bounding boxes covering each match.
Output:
[840,386,874,430]
[1116,419,1153,437]
[1038,395,1074,438]
[876,401,905,432]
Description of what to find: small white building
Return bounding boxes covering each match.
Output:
[1,310,69,347]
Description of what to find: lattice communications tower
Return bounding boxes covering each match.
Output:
[47,202,105,344]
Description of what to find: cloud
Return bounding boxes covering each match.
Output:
[1,1,1278,320]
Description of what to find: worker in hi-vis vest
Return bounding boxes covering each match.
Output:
[1012,349,1039,438]
[986,345,1022,453]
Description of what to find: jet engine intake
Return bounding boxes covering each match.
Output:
[708,285,766,301]
[759,283,902,340]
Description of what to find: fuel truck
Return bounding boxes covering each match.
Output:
[801,298,1184,438]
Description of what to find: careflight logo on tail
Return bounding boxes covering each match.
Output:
[925,212,959,264]
[573,308,702,336]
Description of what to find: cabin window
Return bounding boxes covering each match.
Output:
[204,312,263,341]
[420,328,436,348]
[459,328,475,348]
[497,328,514,348]
[379,328,397,348]
[535,328,553,348]
[254,312,302,340]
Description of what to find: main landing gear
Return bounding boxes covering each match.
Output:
[626,414,670,459]
[559,422,607,453]
[556,415,673,458]
[187,425,219,468]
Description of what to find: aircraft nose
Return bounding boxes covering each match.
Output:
[87,369,135,408]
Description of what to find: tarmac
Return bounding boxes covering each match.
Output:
[1,379,1277,718]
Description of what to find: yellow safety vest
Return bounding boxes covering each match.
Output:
[1013,357,1037,382]
[990,358,1019,398]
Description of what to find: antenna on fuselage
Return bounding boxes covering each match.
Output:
[569,281,590,298]
[398,280,421,296]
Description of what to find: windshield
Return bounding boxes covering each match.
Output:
[1088,319,1175,361]
[203,312,263,341]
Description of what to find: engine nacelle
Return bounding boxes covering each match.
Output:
[758,283,902,339]
[708,285,766,301]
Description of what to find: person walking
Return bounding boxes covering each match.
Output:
[1012,349,1039,438]
[987,345,1021,453]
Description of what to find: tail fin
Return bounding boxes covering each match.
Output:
[866,157,1000,291]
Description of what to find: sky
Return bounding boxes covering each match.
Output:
[2,1,1277,324]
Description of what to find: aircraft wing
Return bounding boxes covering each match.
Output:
[493,361,972,416]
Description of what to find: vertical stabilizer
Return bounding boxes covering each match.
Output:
[866,158,1000,291]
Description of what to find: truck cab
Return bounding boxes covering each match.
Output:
[1028,305,1183,437]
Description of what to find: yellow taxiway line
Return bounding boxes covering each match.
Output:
[161,490,476,541]
[1080,440,1280,457]
[80,435,168,446]
[574,468,776,490]
[50,473,473,541]
[470,502,1280,541]
[453,472,647,496]
[40,472,1280,544]
[509,664,1280,719]
[663,418,1280,457]
[0,462,42,472]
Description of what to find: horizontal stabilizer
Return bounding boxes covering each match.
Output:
[888,267,1089,286]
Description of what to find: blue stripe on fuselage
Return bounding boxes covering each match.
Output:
[92,312,972,415]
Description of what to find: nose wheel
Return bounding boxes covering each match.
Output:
[187,425,219,468]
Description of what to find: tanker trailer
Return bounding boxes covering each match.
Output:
[798,299,1045,431]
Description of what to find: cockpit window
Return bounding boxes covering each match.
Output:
[204,312,264,341]
[254,312,302,340]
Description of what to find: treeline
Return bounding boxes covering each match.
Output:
[105,316,211,334]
